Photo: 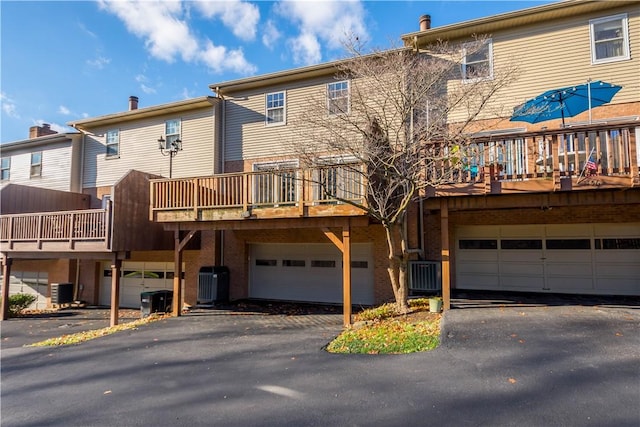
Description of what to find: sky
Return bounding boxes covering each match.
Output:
[1,0,553,143]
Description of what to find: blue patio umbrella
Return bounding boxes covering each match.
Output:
[510,80,622,125]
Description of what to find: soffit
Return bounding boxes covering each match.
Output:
[68,96,217,130]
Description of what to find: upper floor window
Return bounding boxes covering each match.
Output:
[462,39,493,81]
[590,14,630,64]
[30,152,42,177]
[1,157,10,181]
[106,129,120,158]
[266,91,286,125]
[165,119,181,146]
[327,81,349,115]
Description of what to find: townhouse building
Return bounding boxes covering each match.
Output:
[2,0,638,324]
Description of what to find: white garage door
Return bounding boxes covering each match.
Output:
[0,271,48,310]
[100,262,184,308]
[456,223,640,295]
[250,243,375,305]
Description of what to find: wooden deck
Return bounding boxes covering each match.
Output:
[150,164,368,222]
[0,207,111,253]
[150,122,638,223]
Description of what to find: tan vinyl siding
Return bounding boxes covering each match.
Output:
[448,5,640,124]
[225,76,337,161]
[83,107,215,188]
[3,141,74,191]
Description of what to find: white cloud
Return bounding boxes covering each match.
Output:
[262,20,281,50]
[199,40,257,75]
[58,105,71,115]
[276,0,369,65]
[33,120,74,134]
[1,92,20,119]
[289,32,321,65]
[99,0,256,75]
[194,0,260,41]
[135,74,157,94]
[140,84,157,95]
[87,55,111,69]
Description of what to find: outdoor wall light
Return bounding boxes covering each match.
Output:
[158,136,182,178]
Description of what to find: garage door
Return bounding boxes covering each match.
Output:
[0,271,48,310]
[100,262,184,308]
[250,243,375,305]
[455,223,640,295]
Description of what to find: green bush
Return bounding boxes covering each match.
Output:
[0,293,37,317]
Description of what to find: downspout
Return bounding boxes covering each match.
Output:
[216,88,226,267]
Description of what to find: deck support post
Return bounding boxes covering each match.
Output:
[172,229,198,317]
[110,258,122,327]
[1,256,13,321]
[440,199,451,311]
[322,222,352,327]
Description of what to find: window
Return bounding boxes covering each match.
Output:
[462,39,493,81]
[501,240,542,250]
[283,260,305,267]
[590,14,630,64]
[311,260,336,268]
[546,239,591,250]
[266,91,285,125]
[313,157,364,203]
[459,239,498,250]
[327,81,349,115]
[30,152,42,177]
[106,129,120,158]
[1,157,10,181]
[165,119,181,148]
[253,161,298,205]
[255,259,277,266]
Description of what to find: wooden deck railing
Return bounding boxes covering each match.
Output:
[0,208,111,251]
[150,122,638,221]
[435,122,638,186]
[150,164,368,221]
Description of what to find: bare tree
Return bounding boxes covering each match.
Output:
[293,38,518,313]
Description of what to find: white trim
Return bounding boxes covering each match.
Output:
[589,13,630,65]
[461,38,493,82]
[265,90,287,126]
[327,80,350,116]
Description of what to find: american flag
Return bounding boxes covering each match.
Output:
[586,155,597,170]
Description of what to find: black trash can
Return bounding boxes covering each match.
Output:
[141,290,173,317]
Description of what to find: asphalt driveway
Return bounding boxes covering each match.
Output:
[1,295,639,426]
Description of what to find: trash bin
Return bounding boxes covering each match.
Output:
[141,290,173,317]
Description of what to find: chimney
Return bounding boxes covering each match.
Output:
[419,14,431,31]
[129,95,139,111]
[29,123,58,139]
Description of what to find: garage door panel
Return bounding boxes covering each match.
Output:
[457,261,499,275]
[501,263,544,276]
[547,277,593,291]
[500,276,544,288]
[500,251,542,262]
[546,263,593,276]
[596,278,639,293]
[457,251,498,262]
[456,223,639,296]
[250,243,374,305]
[457,274,499,288]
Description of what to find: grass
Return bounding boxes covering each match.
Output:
[326,298,442,354]
[27,314,169,347]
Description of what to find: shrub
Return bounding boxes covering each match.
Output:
[354,303,397,322]
[0,293,37,317]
